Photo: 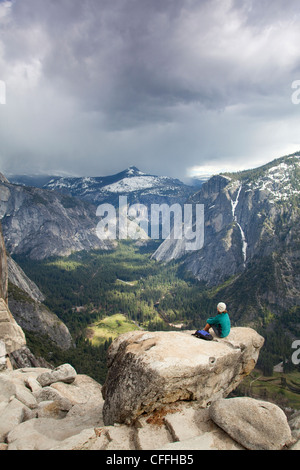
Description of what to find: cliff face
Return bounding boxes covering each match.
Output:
[7,256,45,303]
[154,156,300,279]
[0,224,26,360]
[152,155,300,319]
[0,180,114,260]
[0,220,73,365]
[8,295,73,350]
[6,253,73,350]
[0,298,26,355]
[0,223,8,303]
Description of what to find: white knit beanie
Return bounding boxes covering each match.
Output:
[217,302,227,313]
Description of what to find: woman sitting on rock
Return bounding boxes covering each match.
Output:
[203,302,231,338]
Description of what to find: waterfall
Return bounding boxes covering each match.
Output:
[231,185,247,266]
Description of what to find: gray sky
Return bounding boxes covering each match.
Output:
[1,0,300,181]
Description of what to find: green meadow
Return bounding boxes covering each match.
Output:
[87,313,140,346]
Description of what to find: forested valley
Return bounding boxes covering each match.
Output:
[13,240,300,405]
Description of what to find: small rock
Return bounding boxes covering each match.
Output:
[37,400,69,419]
[7,419,58,450]
[25,376,42,393]
[289,411,300,441]
[37,364,77,387]
[0,398,28,442]
[290,439,300,451]
[50,374,102,407]
[14,384,37,410]
[34,386,72,412]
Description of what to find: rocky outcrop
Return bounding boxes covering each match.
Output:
[101,328,264,425]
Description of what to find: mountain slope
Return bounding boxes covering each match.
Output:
[0,179,115,260]
[152,152,300,321]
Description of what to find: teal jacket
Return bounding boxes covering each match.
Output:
[207,312,231,338]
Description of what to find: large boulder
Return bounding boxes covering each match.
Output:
[209,397,293,450]
[102,327,264,425]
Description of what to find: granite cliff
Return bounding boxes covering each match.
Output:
[0,221,72,367]
[152,154,300,322]
[0,177,114,260]
[0,222,27,369]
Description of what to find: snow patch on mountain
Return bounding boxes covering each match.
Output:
[249,159,300,202]
[101,176,176,193]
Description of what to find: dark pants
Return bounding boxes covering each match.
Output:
[212,325,222,338]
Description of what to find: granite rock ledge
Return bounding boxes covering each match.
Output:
[102,327,264,425]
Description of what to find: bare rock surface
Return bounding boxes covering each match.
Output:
[102,327,264,425]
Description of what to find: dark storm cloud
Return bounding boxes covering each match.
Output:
[1,0,300,178]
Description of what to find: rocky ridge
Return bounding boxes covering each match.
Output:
[10,166,194,209]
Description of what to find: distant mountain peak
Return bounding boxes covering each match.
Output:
[7,166,195,207]
[126,165,140,172]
